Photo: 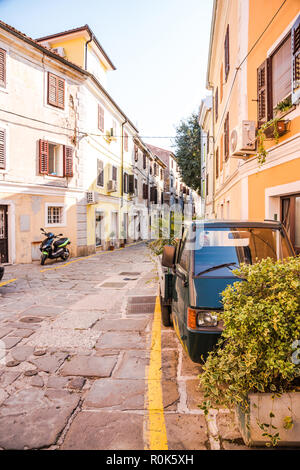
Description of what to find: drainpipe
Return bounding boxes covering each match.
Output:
[120,119,128,209]
[85,33,93,71]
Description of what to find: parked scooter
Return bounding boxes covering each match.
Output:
[39,228,71,265]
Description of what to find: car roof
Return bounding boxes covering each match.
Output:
[184,219,283,229]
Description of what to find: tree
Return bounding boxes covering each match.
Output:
[173,112,202,194]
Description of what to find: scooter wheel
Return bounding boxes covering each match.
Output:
[40,254,47,266]
[61,249,70,261]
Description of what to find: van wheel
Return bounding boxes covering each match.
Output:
[161,301,171,327]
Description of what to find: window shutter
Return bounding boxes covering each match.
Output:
[98,105,104,132]
[97,160,104,186]
[224,113,229,161]
[143,153,146,169]
[292,14,300,104]
[134,145,138,162]
[63,146,73,177]
[39,139,49,174]
[0,128,5,169]
[124,132,128,152]
[224,25,230,81]
[0,49,6,87]
[112,166,117,181]
[215,88,218,122]
[48,73,65,109]
[216,147,219,179]
[128,174,135,193]
[257,59,271,126]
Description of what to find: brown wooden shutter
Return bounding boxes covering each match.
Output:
[292,14,300,104]
[48,73,65,109]
[0,128,5,169]
[257,59,271,126]
[64,146,73,177]
[224,25,230,81]
[0,49,6,87]
[215,88,218,122]
[224,113,229,161]
[97,160,104,186]
[98,105,104,132]
[134,145,138,162]
[39,139,49,174]
[143,153,146,169]
[128,174,135,193]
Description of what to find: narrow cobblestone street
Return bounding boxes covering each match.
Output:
[0,244,242,450]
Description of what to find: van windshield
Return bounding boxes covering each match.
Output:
[194,227,292,277]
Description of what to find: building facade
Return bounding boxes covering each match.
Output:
[206,0,300,253]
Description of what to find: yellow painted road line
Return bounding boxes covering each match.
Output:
[144,295,168,450]
[40,240,144,273]
[0,278,17,288]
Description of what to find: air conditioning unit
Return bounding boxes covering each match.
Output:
[107,180,117,192]
[51,47,66,58]
[86,191,99,204]
[230,121,256,159]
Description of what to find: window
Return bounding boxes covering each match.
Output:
[178,233,189,271]
[207,130,210,155]
[143,183,148,199]
[46,205,65,226]
[112,120,117,137]
[98,105,104,132]
[215,88,218,122]
[97,159,104,187]
[0,128,6,170]
[39,140,73,177]
[134,144,138,162]
[224,25,230,82]
[0,49,6,87]
[124,131,128,152]
[206,174,209,196]
[220,64,223,102]
[112,165,117,181]
[160,168,163,180]
[143,153,147,169]
[272,34,292,108]
[292,15,300,104]
[123,172,128,193]
[224,113,229,161]
[216,147,219,179]
[47,73,65,109]
[154,163,157,176]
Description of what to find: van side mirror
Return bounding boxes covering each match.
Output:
[162,245,176,268]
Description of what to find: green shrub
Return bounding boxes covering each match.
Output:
[200,256,300,414]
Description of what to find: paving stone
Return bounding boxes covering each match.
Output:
[84,379,145,410]
[62,411,144,450]
[165,414,208,450]
[69,293,123,311]
[68,377,85,390]
[51,310,101,330]
[11,346,34,362]
[47,376,69,389]
[4,322,41,330]
[162,380,180,410]
[27,326,99,350]
[29,352,68,373]
[0,328,13,339]
[113,351,149,379]
[93,318,149,332]
[161,331,179,349]
[0,370,21,387]
[180,352,203,377]
[95,332,147,350]
[0,337,22,349]
[217,412,242,441]
[60,355,118,378]
[161,350,178,381]
[0,389,8,405]
[21,306,66,317]
[186,379,205,410]
[0,389,80,449]
[31,375,44,388]
[8,329,34,339]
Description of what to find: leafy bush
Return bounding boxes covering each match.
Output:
[200,256,300,414]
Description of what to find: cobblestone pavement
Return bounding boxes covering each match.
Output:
[0,243,245,450]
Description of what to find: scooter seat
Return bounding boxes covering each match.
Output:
[53,238,68,248]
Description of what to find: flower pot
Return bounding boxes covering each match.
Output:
[109,244,114,251]
[263,120,289,139]
[236,392,300,447]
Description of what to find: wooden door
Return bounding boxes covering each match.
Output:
[0,205,8,263]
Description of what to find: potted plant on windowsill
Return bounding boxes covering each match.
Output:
[199,256,300,447]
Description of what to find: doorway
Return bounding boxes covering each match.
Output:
[281,194,300,254]
[95,211,104,247]
[0,205,8,263]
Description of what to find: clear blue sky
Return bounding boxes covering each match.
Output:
[0,0,213,149]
